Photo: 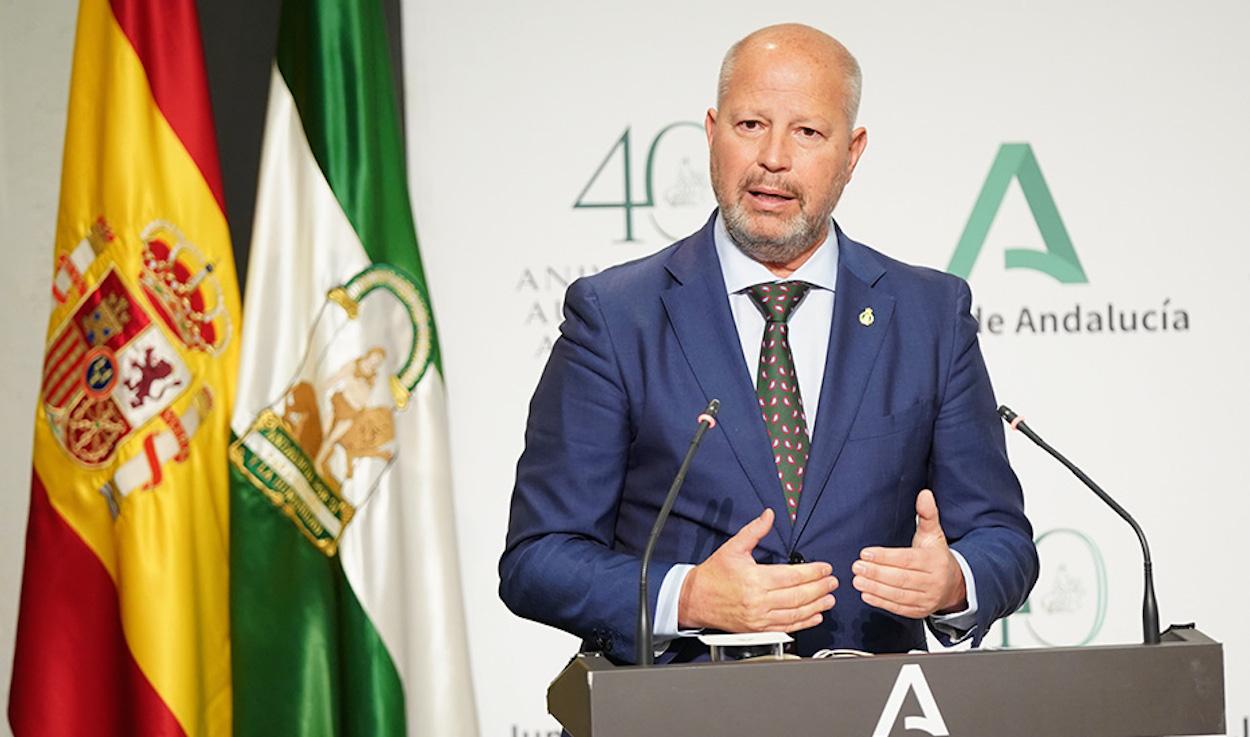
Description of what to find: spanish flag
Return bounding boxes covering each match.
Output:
[9,0,240,735]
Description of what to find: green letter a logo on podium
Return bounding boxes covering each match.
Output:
[948,143,1088,283]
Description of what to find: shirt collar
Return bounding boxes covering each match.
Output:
[713,211,840,295]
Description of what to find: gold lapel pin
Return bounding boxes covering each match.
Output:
[858,307,875,327]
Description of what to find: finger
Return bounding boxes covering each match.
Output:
[724,508,774,555]
[915,489,942,534]
[852,573,926,609]
[782,612,825,633]
[860,546,920,570]
[851,560,925,592]
[759,561,834,588]
[763,575,840,610]
[781,613,825,633]
[768,594,835,628]
[859,591,928,620]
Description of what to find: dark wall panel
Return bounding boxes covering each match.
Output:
[196,0,405,292]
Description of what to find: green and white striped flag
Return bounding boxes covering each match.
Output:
[228,1,478,735]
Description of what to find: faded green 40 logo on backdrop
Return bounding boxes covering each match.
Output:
[998,528,1108,648]
[574,122,711,243]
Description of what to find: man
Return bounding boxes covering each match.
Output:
[500,24,1037,663]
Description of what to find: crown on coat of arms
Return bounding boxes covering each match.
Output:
[87,216,115,253]
[138,220,231,355]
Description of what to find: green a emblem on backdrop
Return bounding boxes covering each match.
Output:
[948,143,1088,283]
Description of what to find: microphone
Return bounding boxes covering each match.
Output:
[637,399,721,667]
[998,405,1161,645]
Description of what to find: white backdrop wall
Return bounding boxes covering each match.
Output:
[1,2,1247,737]
[0,1,76,736]
[401,2,1249,736]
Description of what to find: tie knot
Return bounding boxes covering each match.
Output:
[746,281,812,324]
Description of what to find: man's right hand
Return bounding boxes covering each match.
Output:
[677,507,838,632]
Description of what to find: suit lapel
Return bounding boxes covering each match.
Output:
[792,235,896,543]
[661,222,793,546]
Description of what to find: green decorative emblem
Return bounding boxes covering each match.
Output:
[998,527,1108,648]
[948,143,1088,284]
[230,264,432,555]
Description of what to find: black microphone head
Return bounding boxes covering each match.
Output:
[705,399,721,418]
[997,405,1018,424]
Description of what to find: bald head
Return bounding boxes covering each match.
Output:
[717,24,862,128]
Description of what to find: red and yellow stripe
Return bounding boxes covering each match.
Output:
[10,0,239,735]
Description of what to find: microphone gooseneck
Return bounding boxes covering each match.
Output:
[637,399,721,666]
[998,405,1161,645]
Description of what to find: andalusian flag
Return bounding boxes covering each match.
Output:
[10,0,239,736]
[228,1,478,735]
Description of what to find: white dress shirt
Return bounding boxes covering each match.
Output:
[651,214,978,649]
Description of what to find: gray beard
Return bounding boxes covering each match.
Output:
[721,199,828,264]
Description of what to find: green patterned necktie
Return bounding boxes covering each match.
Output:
[746,281,813,523]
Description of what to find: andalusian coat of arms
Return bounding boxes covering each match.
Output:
[230,265,432,555]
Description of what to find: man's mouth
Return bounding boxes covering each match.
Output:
[745,187,798,210]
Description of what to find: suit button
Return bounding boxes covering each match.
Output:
[789,551,805,564]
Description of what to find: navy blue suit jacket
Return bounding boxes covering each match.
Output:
[500,215,1037,663]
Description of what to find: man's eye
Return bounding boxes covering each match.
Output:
[798,127,821,138]
[739,120,762,131]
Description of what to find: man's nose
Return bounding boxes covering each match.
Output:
[757,128,792,173]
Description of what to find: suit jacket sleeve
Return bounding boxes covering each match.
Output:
[929,280,1039,646]
[499,277,672,663]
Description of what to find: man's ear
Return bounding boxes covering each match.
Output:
[705,108,718,146]
[846,126,868,178]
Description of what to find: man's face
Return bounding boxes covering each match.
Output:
[706,46,867,263]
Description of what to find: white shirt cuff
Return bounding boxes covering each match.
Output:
[928,549,978,642]
[654,563,699,640]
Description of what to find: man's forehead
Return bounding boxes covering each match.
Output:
[723,86,838,123]
[732,25,849,69]
[736,40,843,78]
[722,48,847,112]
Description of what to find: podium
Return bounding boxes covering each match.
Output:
[549,626,1225,737]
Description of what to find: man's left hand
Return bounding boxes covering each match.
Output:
[851,489,967,619]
